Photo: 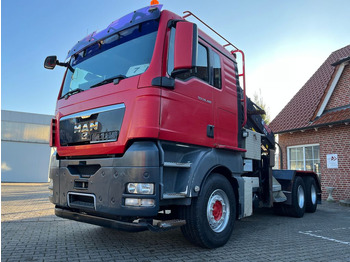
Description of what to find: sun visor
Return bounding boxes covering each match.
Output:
[66,5,163,60]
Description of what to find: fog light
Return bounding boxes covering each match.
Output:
[125,198,155,207]
[127,183,154,195]
[125,198,139,206]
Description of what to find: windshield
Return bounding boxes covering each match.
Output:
[61,20,159,98]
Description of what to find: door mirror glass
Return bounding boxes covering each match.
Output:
[44,56,57,69]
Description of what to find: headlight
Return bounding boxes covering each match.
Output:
[125,198,155,207]
[127,183,154,195]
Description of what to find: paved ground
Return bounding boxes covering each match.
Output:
[1,183,350,262]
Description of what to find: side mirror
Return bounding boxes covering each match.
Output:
[44,56,57,69]
[173,22,198,73]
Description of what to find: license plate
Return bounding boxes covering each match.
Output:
[91,131,119,143]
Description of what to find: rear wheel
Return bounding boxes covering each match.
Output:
[305,176,318,213]
[181,174,236,248]
[288,176,306,218]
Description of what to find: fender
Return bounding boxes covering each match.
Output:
[189,148,243,197]
[273,169,322,205]
[158,141,243,198]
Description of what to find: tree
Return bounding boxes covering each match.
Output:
[253,89,271,124]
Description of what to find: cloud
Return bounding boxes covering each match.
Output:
[1,162,12,171]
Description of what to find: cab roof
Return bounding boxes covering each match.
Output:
[66,5,163,60]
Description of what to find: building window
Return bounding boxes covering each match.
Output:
[287,144,320,174]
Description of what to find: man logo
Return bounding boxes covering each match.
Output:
[74,122,99,139]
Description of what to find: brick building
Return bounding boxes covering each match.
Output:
[269,45,350,201]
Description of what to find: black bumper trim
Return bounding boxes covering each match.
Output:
[55,208,148,232]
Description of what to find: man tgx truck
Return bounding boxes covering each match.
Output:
[45,3,321,248]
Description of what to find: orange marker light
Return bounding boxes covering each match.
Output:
[150,0,159,5]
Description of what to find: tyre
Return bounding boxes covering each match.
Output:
[181,174,236,248]
[288,176,306,218]
[305,176,318,213]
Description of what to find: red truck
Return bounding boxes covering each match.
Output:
[45,4,321,248]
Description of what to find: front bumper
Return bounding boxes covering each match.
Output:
[55,207,186,232]
[49,141,160,217]
[55,208,149,232]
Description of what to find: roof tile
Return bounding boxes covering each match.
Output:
[269,45,350,133]
[312,107,350,126]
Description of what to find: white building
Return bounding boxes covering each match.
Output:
[1,110,53,182]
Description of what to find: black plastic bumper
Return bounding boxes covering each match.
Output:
[49,142,161,217]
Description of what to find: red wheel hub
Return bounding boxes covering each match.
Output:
[212,200,223,221]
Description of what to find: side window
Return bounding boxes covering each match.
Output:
[167,29,209,84]
[177,43,209,83]
[167,28,175,75]
[213,52,222,89]
[195,43,209,82]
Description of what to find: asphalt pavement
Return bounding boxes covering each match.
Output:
[1,183,350,262]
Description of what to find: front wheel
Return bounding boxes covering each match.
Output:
[181,174,236,248]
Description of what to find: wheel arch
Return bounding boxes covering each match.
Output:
[273,170,322,205]
[295,171,321,193]
[200,165,240,219]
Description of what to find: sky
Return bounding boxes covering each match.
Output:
[2,0,350,120]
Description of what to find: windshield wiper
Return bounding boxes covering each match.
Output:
[63,88,84,100]
[90,74,127,89]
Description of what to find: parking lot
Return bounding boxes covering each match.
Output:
[1,183,350,262]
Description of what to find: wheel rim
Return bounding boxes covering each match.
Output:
[297,185,305,209]
[311,184,317,205]
[207,189,230,233]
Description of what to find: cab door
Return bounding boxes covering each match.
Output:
[212,52,239,148]
[159,27,214,148]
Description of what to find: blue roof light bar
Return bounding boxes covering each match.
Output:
[66,5,163,60]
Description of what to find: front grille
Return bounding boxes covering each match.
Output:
[59,104,125,146]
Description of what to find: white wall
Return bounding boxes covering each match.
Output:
[2,141,51,182]
[1,110,53,183]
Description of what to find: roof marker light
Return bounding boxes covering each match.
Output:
[150,0,159,5]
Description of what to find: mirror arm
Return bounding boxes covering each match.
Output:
[151,76,175,90]
[167,19,182,28]
[56,61,75,73]
[170,68,191,78]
